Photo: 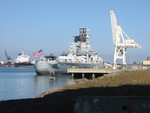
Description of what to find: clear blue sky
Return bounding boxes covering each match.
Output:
[0,0,150,63]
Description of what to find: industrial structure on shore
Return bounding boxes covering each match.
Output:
[110,10,141,68]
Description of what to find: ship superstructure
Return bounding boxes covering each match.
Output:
[14,51,33,67]
[15,51,30,63]
[57,28,103,64]
[34,28,104,75]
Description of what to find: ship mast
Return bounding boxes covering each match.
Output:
[110,10,141,67]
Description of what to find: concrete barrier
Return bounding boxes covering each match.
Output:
[74,96,150,113]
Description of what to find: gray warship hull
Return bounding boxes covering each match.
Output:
[34,60,104,75]
[34,60,59,75]
[34,28,104,75]
[57,62,104,73]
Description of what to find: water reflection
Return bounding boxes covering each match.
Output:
[0,67,71,100]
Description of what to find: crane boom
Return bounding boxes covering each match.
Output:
[5,49,9,60]
[4,49,12,64]
[110,10,141,67]
[110,10,122,44]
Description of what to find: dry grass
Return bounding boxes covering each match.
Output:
[39,69,150,97]
[63,69,150,88]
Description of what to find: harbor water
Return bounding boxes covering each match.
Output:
[0,67,71,101]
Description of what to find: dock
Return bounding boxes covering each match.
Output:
[67,67,119,79]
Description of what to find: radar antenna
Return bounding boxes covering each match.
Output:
[110,10,141,67]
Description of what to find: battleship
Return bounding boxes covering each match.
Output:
[34,28,104,75]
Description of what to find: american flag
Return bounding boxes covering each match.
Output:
[33,49,42,58]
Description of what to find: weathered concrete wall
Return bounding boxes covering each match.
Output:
[74,96,150,113]
[68,68,118,74]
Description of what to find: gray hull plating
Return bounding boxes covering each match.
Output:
[34,60,104,75]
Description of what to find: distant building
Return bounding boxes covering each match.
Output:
[142,60,150,66]
[140,57,150,69]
